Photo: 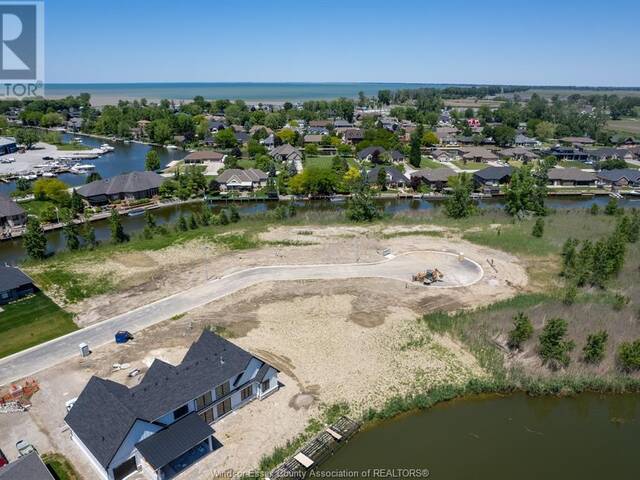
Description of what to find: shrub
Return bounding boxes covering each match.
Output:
[617,340,640,372]
[531,218,544,238]
[583,330,608,364]
[539,318,575,369]
[613,293,629,311]
[507,312,533,350]
[590,203,599,215]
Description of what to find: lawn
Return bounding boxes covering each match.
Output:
[606,117,640,135]
[558,160,590,169]
[304,156,334,169]
[237,158,256,169]
[20,199,58,221]
[42,453,80,480]
[0,292,77,358]
[452,160,486,170]
[419,157,444,169]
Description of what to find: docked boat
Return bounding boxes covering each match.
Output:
[70,164,96,173]
[127,207,146,217]
[627,190,640,197]
[42,172,57,178]
[100,143,115,152]
[165,144,178,150]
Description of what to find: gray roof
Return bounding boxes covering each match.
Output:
[136,413,214,469]
[270,144,301,159]
[474,166,513,181]
[76,171,165,199]
[0,452,54,480]
[597,168,640,183]
[357,146,386,160]
[0,193,25,218]
[217,168,267,184]
[547,168,596,182]
[0,266,33,292]
[65,331,262,469]
[412,167,456,182]
[366,166,408,184]
[0,137,16,148]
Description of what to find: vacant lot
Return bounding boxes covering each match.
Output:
[0,292,77,358]
[607,117,640,135]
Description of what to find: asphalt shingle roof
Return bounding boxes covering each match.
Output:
[547,168,596,182]
[217,168,267,184]
[597,169,640,183]
[0,193,25,218]
[474,166,513,181]
[366,166,408,184]
[0,452,54,480]
[76,171,165,199]
[0,266,33,292]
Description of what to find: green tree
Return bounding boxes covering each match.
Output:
[445,173,475,219]
[82,219,97,249]
[177,214,188,231]
[377,167,388,191]
[618,340,640,371]
[145,149,161,171]
[532,217,544,237]
[535,121,555,141]
[70,189,84,215]
[86,172,102,183]
[409,125,423,168]
[346,182,382,222]
[583,330,608,364]
[144,210,156,230]
[507,312,534,351]
[62,212,80,251]
[109,209,129,243]
[23,217,47,260]
[15,128,39,149]
[215,128,238,148]
[539,318,575,369]
[604,198,620,216]
[504,167,546,217]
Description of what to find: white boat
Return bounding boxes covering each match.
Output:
[165,144,178,150]
[73,137,83,142]
[70,164,96,173]
[628,190,640,196]
[100,144,115,152]
[42,172,57,178]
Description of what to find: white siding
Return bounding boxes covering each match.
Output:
[107,420,162,479]
[71,430,109,480]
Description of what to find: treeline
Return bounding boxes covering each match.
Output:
[379,85,529,105]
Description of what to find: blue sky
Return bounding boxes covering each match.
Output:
[44,0,640,86]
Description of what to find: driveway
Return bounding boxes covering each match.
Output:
[0,251,483,386]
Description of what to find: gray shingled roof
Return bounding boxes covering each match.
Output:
[0,193,25,218]
[366,166,408,184]
[412,167,456,182]
[474,166,513,181]
[136,413,214,469]
[0,452,54,480]
[65,331,263,469]
[357,146,386,160]
[0,266,33,292]
[597,168,640,183]
[547,168,596,182]
[217,168,267,184]
[76,171,165,198]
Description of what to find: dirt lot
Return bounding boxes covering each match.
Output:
[0,226,527,478]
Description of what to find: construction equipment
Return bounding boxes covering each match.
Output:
[412,268,443,285]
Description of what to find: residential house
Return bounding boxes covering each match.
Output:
[436,127,459,146]
[513,134,540,148]
[269,144,303,172]
[547,168,597,187]
[586,148,636,163]
[342,128,364,145]
[0,137,17,156]
[460,147,498,163]
[547,146,589,162]
[0,193,27,229]
[0,266,35,305]
[183,151,226,165]
[77,171,166,206]
[216,168,268,191]
[65,330,279,480]
[473,166,513,188]
[429,149,455,162]
[378,117,398,131]
[308,120,332,128]
[610,134,638,147]
[596,169,640,188]
[560,136,595,147]
[66,117,83,132]
[307,126,329,136]
[467,118,481,128]
[234,131,250,145]
[498,147,539,163]
[357,146,386,162]
[0,451,54,480]
[207,120,225,133]
[261,134,276,150]
[333,119,352,130]
[303,134,324,145]
[410,167,456,191]
[366,166,408,188]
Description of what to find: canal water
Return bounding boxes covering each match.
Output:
[318,393,640,480]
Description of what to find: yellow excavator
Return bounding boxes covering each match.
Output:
[412,268,443,285]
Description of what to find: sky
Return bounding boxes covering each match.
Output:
[44,0,640,86]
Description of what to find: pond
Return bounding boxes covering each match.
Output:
[317,393,640,480]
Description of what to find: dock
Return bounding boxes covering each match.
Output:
[268,416,360,480]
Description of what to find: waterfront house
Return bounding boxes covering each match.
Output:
[410,167,456,191]
[65,330,279,480]
[596,169,640,188]
[366,166,408,188]
[473,166,513,187]
[216,168,268,191]
[0,137,17,156]
[269,144,303,173]
[547,168,597,187]
[0,451,54,480]
[183,151,226,165]
[0,266,35,305]
[586,148,636,163]
[77,171,166,206]
[0,193,27,229]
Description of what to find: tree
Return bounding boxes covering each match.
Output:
[377,167,388,191]
[583,330,608,364]
[535,121,555,141]
[70,189,84,215]
[409,125,423,168]
[346,181,382,222]
[145,149,161,171]
[23,217,47,260]
[62,212,80,251]
[532,218,544,237]
[539,318,575,369]
[33,178,70,204]
[82,219,97,249]
[504,167,546,217]
[377,90,391,105]
[492,125,517,146]
[215,128,238,148]
[422,131,439,147]
[343,166,362,191]
[177,214,188,231]
[109,209,129,243]
[445,173,475,219]
[617,340,640,371]
[86,172,102,183]
[604,198,620,216]
[144,210,156,230]
[15,129,39,149]
[508,312,534,351]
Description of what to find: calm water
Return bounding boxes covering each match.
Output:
[44,82,448,103]
[319,393,640,480]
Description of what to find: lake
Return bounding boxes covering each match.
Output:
[318,393,640,480]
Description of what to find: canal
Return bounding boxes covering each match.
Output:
[318,393,640,479]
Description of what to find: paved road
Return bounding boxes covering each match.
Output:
[0,251,482,386]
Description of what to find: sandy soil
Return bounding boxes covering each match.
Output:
[1,226,527,478]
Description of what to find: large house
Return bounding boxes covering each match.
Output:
[596,169,640,188]
[65,330,279,480]
[0,193,27,229]
[410,167,456,191]
[460,147,498,163]
[546,168,597,187]
[182,151,226,165]
[366,166,408,188]
[216,168,268,191]
[77,171,166,205]
[498,147,539,163]
[473,166,513,187]
[0,266,35,305]
[513,134,540,148]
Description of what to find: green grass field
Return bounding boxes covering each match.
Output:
[237,158,256,169]
[42,453,80,480]
[453,160,486,170]
[419,157,444,169]
[606,117,640,135]
[304,156,334,169]
[0,292,77,359]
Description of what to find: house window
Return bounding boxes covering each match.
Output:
[261,379,271,393]
[173,404,189,421]
[195,391,213,410]
[240,385,253,401]
[216,398,231,417]
[215,381,230,399]
[200,408,214,424]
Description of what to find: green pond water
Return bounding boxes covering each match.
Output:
[317,393,640,480]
